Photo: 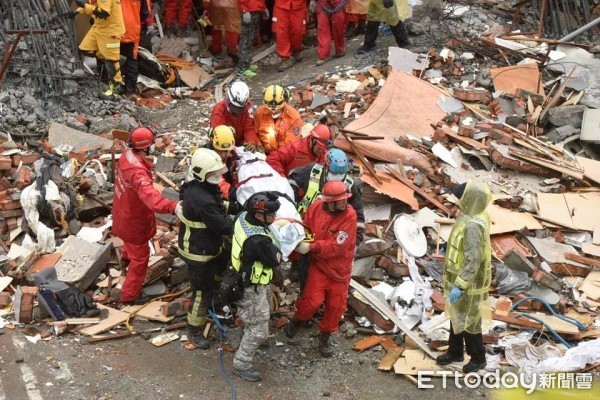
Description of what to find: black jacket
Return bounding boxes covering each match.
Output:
[240,213,282,271]
[178,180,234,263]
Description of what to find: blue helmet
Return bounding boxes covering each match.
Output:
[326,149,348,174]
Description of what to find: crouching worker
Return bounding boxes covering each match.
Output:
[285,181,357,357]
[226,193,283,382]
[179,148,235,349]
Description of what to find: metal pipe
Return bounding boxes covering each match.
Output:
[558,16,600,41]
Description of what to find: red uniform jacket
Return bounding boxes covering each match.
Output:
[121,0,142,44]
[305,200,357,283]
[266,136,325,177]
[275,0,306,10]
[113,149,178,245]
[238,0,266,12]
[210,100,259,146]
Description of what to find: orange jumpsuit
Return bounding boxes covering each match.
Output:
[254,104,303,154]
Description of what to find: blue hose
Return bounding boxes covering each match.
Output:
[509,296,586,349]
[209,299,237,400]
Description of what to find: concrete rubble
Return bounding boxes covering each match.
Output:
[1,0,600,391]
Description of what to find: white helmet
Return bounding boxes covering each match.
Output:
[227,81,250,109]
[190,148,226,182]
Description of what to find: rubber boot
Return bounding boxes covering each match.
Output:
[390,21,409,47]
[345,22,356,38]
[285,317,301,338]
[463,359,486,373]
[187,323,210,349]
[356,21,379,53]
[436,352,464,365]
[355,19,367,35]
[318,332,334,358]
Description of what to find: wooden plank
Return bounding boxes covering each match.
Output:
[393,349,447,375]
[538,68,575,122]
[440,126,488,151]
[79,304,130,336]
[564,193,600,232]
[121,301,173,323]
[487,204,543,234]
[150,332,179,347]
[509,149,584,180]
[155,172,179,192]
[48,318,100,325]
[385,166,452,216]
[583,243,600,258]
[565,253,600,268]
[594,226,600,245]
[493,312,580,336]
[576,156,600,185]
[378,348,404,371]
[353,335,385,351]
[350,279,438,359]
[380,335,400,351]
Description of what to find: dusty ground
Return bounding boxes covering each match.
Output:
[0,317,488,400]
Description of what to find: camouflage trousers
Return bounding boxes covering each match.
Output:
[233,284,270,370]
[237,11,261,71]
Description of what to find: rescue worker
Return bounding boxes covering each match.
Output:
[237,0,269,77]
[356,0,410,54]
[120,0,151,100]
[345,0,368,37]
[285,180,357,357]
[112,127,181,304]
[204,0,241,61]
[210,81,261,151]
[289,148,364,243]
[231,193,283,382]
[310,0,347,65]
[266,124,334,177]
[273,0,307,71]
[163,0,193,37]
[255,85,303,154]
[207,125,239,202]
[179,148,235,349]
[436,181,492,373]
[71,0,126,100]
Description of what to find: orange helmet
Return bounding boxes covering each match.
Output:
[321,180,351,203]
[129,127,154,150]
[310,124,334,149]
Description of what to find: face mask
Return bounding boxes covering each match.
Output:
[271,110,282,119]
[327,172,345,181]
[206,174,222,184]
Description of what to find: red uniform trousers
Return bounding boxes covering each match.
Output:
[273,5,306,58]
[316,7,345,60]
[294,267,349,333]
[345,12,367,24]
[163,0,193,27]
[120,242,151,302]
[211,30,240,54]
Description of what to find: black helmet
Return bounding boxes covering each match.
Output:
[246,192,280,215]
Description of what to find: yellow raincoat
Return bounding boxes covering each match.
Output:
[78,0,126,61]
[367,0,409,26]
[443,181,493,335]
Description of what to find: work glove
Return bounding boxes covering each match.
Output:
[242,11,251,24]
[66,10,79,18]
[295,242,311,255]
[75,0,86,7]
[383,0,394,8]
[449,287,462,304]
[244,142,257,152]
[256,145,265,154]
[263,8,270,20]
[309,0,317,13]
[174,201,183,218]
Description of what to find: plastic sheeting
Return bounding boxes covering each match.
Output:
[20,181,64,253]
[491,261,533,295]
[234,150,305,257]
[533,338,600,374]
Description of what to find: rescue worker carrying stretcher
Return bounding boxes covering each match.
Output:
[285,180,357,357]
[436,181,492,373]
[206,125,240,204]
[229,193,283,382]
[178,148,237,349]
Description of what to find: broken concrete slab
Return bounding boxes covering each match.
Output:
[388,48,428,73]
[54,236,112,290]
[543,125,580,144]
[503,250,536,276]
[548,105,586,128]
[309,92,330,109]
[48,122,113,152]
[526,237,589,276]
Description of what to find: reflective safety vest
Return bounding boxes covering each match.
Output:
[231,212,273,285]
[297,164,354,214]
[443,212,491,296]
[178,213,221,262]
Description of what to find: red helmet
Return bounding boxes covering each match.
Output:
[310,124,334,149]
[129,127,154,150]
[321,180,351,203]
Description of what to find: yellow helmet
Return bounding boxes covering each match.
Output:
[210,125,235,151]
[263,84,288,111]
